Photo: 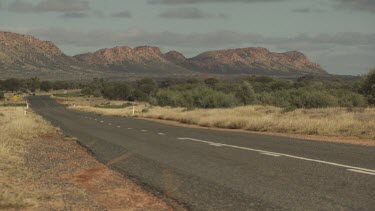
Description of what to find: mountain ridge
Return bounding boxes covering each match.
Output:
[0,31,328,78]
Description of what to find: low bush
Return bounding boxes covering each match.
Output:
[94,102,133,109]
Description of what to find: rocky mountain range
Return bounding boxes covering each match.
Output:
[0,31,81,71]
[0,31,327,78]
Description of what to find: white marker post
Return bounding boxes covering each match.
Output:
[25,101,29,116]
[132,106,135,116]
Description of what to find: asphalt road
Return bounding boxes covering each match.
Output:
[29,96,375,211]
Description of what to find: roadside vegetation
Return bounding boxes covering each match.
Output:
[2,69,375,141]
[0,107,55,209]
[76,71,374,110]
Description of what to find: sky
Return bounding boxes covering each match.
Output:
[0,0,374,75]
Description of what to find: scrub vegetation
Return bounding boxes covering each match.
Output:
[77,71,374,110]
[2,69,375,141]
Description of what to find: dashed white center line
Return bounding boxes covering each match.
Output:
[209,143,223,147]
[177,137,375,175]
[261,152,281,157]
[141,130,147,132]
[117,126,121,128]
[100,121,104,123]
[128,128,132,130]
[158,133,166,135]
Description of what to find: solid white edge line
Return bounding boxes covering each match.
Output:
[177,137,375,174]
[347,169,375,176]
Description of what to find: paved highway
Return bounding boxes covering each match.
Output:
[29,96,375,211]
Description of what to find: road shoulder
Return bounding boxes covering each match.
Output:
[0,108,177,210]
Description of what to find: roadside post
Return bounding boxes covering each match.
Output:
[132,106,135,116]
[25,100,29,116]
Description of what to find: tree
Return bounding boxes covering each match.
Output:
[40,81,52,92]
[0,91,4,100]
[27,77,40,92]
[2,78,21,92]
[135,78,158,101]
[235,82,256,105]
[115,83,133,100]
[204,78,219,88]
[360,69,375,104]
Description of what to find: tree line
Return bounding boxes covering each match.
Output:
[1,69,374,109]
[80,70,375,110]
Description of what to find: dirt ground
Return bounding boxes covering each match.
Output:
[8,132,181,210]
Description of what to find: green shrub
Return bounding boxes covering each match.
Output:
[155,86,239,108]
[94,103,133,109]
[192,86,239,108]
[0,92,4,100]
[281,105,297,113]
[235,82,256,105]
[40,81,52,92]
[360,69,375,104]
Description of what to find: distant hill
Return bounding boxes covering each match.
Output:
[74,46,192,74]
[0,31,328,79]
[164,47,326,75]
[0,31,82,70]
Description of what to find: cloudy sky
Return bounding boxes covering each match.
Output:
[1,0,374,75]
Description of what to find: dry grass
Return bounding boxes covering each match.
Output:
[0,107,56,209]
[63,96,375,141]
[139,106,375,140]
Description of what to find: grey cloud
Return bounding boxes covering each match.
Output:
[61,12,88,18]
[148,0,284,4]
[8,0,34,13]
[111,11,132,18]
[21,27,374,52]
[35,0,90,12]
[159,7,227,19]
[335,0,375,13]
[7,0,90,13]
[291,8,326,13]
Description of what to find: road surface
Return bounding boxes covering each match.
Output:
[29,96,375,211]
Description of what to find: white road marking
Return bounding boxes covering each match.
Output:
[94,119,97,121]
[158,133,166,135]
[108,123,112,126]
[347,169,375,176]
[117,126,121,128]
[177,137,375,174]
[141,130,147,132]
[128,128,132,130]
[100,121,104,123]
[261,152,281,157]
[209,143,224,147]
